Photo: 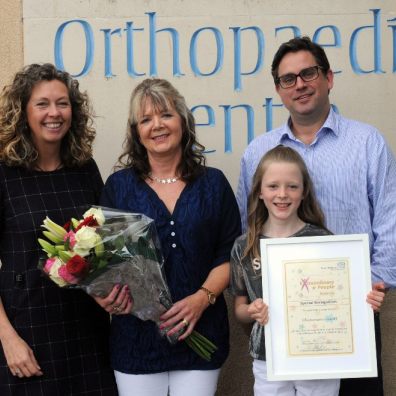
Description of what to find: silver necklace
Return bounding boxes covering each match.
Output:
[149,173,179,184]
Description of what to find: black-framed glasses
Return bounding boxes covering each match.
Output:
[276,66,324,89]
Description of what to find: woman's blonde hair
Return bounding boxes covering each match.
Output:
[244,145,328,260]
[117,78,205,181]
[0,63,95,169]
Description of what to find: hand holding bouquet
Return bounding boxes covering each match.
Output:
[39,207,169,321]
[38,206,217,361]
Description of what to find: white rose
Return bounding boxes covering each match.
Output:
[83,207,105,226]
[48,258,68,287]
[74,226,101,257]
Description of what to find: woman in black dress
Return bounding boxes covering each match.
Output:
[0,64,118,395]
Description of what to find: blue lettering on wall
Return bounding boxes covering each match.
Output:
[51,9,394,153]
[54,19,94,77]
[191,105,216,153]
[125,21,145,77]
[313,25,341,47]
[190,28,224,76]
[262,98,284,132]
[101,28,121,77]
[191,104,216,127]
[230,26,265,91]
[221,104,255,152]
[313,25,342,73]
[53,9,395,82]
[387,17,396,72]
[350,9,385,74]
[147,12,184,77]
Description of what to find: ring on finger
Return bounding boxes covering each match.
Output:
[182,318,189,327]
[14,369,21,375]
[112,305,121,312]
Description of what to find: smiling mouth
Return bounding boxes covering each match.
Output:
[152,134,169,141]
[274,203,291,208]
[295,93,312,101]
[43,122,63,129]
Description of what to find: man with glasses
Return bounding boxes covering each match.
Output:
[237,36,396,396]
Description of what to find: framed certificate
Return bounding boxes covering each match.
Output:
[260,234,377,381]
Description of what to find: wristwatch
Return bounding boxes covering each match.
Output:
[199,286,216,305]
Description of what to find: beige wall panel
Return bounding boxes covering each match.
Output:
[0,0,23,87]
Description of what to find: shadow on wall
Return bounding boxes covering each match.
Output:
[216,291,254,396]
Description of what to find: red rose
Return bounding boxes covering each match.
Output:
[66,255,89,278]
[75,215,99,231]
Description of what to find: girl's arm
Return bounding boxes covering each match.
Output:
[235,295,269,326]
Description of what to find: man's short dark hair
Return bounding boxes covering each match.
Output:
[271,36,331,84]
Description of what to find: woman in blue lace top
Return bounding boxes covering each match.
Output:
[96,78,241,396]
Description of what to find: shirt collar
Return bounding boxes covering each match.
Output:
[278,106,339,145]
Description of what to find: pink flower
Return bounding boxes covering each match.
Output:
[64,231,76,248]
[44,257,56,273]
[45,257,69,287]
[58,265,79,284]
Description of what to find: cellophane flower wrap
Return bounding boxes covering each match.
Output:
[37,206,217,361]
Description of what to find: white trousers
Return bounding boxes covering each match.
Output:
[114,368,221,396]
[253,360,340,396]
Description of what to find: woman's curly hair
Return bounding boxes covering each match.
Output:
[0,63,95,168]
[118,78,206,182]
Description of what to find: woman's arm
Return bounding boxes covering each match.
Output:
[0,298,43,378]
[160,262,230,340]
[198,261,230,307]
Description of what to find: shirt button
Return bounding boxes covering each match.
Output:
[172,243,177,248]
[171,232,175,236]
[170,220,174,225]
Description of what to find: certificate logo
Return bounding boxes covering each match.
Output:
[300,277,310,292]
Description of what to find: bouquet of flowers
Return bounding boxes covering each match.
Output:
[37,206,217,361]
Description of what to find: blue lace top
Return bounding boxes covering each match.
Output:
[101,167,241,373]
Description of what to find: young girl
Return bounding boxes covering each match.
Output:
[230,145,385,396]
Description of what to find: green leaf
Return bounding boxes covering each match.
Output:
[191,330,218,352]
[58,250,72,262]
[42,217,67,239]
[43,230,63,244]
[113,235,125,251]
[38,238,57,256]
[94,241,105,257]
[71,218,80,229]
[185,336,210,361]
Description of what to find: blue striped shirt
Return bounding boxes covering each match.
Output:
[237,108,396,287]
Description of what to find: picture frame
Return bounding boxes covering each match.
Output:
[260,234,377,381]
